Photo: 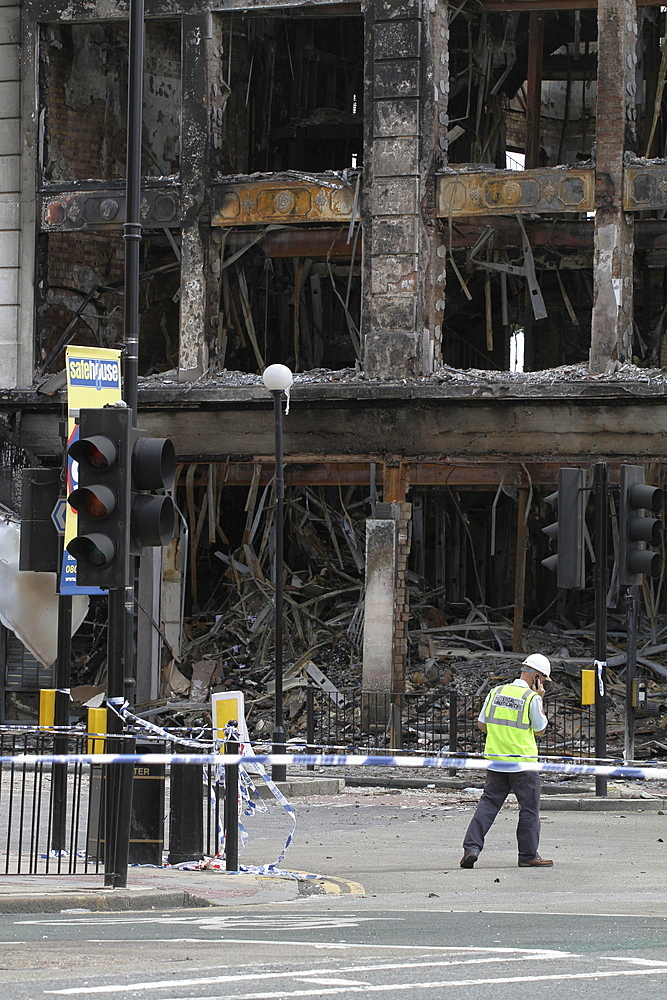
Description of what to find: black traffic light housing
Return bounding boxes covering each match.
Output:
[618,464,663,586]
[129,431,176,553]
[66,406,131,589]
[66,406,176,589]
[541,467,587,589]
[19,467,61,573]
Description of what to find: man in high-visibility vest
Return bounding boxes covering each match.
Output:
[460,653,553,869]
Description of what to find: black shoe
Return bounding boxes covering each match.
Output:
[460,852,478,868]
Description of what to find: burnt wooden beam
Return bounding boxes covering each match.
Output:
[223,227,355,258]
[481,0,657,8]
[200,460,616,488]
[443,217,595,250]
[29,0,362,20]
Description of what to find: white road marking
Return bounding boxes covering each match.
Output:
[603,956,667,966]
[44,952,576,994]
[78,938,570,956]
[18,914,393,930]
[293,978,370,986]
[79,968,667,1000]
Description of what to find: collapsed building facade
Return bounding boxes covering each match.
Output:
[2,0,667,723]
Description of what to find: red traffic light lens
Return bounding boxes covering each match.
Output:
[86,444,109,470]
[69,435,117,472]
[68,485,116,519]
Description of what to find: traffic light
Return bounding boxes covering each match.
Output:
[66,406,131,589]
[19,467,61,573]
[66,407,176,589]
[618,464,663,586]
[129,430,176,553]
[541,467,586,589]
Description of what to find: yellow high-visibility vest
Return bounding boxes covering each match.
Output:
[483,683,539,762]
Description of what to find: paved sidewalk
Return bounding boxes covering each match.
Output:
[1,771,664,914]
[0,866,340,915]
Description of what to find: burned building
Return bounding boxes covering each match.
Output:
[2,0,667,717]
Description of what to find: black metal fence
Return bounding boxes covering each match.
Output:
[307,688,596,759]
[0,692,596,876]
[0,728,225,876]
[0,728,102,876]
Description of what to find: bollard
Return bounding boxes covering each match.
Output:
[39,689,56,728]
[168,758,204,864]
[224,726,239,872]
[87,707,107,754]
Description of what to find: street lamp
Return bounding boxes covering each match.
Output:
[262,364,293,782]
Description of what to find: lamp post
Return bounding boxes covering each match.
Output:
[262,364,293,783]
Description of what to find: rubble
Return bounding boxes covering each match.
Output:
[134,474,667,759]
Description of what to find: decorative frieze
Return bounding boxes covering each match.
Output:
[437,168,594,217]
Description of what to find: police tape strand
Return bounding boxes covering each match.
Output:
[2,752,666,780]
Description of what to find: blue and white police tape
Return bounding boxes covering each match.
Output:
[108,698,214,749]
[2,751,667,780]
[209,724,297,869]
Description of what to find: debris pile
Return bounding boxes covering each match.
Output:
[158,482,368,737]
[150,492,667,756]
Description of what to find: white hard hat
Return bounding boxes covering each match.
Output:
[522,653,551,678]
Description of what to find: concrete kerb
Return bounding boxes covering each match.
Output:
[341,773,667,809]
[0,890,215,914]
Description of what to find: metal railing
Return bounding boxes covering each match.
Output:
[0,692,597,876]
[306,687,596,759]
[0,728,226,876]
[0,728,103,876]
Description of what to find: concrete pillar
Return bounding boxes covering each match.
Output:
[590,0,637,372]
[178,14,222,382]
[16,5,35,388]
[363,0,447,378]
[362,500,412,693]
[392,501,412,693]
[362,517,397,693]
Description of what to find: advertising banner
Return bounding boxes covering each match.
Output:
[61,346,123,595]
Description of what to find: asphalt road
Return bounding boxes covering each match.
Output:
[1,785,666,999]
[1,907,667,999]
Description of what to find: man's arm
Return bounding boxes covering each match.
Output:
[529,684,548,735]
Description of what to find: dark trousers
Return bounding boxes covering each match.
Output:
[462,769,541,862]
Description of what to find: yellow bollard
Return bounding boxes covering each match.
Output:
[581,669,595,705]
[39,689,56,728]
[87,707,107,754]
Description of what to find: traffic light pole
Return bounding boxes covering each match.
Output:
[102,0,144,889]
[123,0,143,421]
[105,588,133,888]
[51,589,72,853]
[625,585,639,762]
[593,462,608,798]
